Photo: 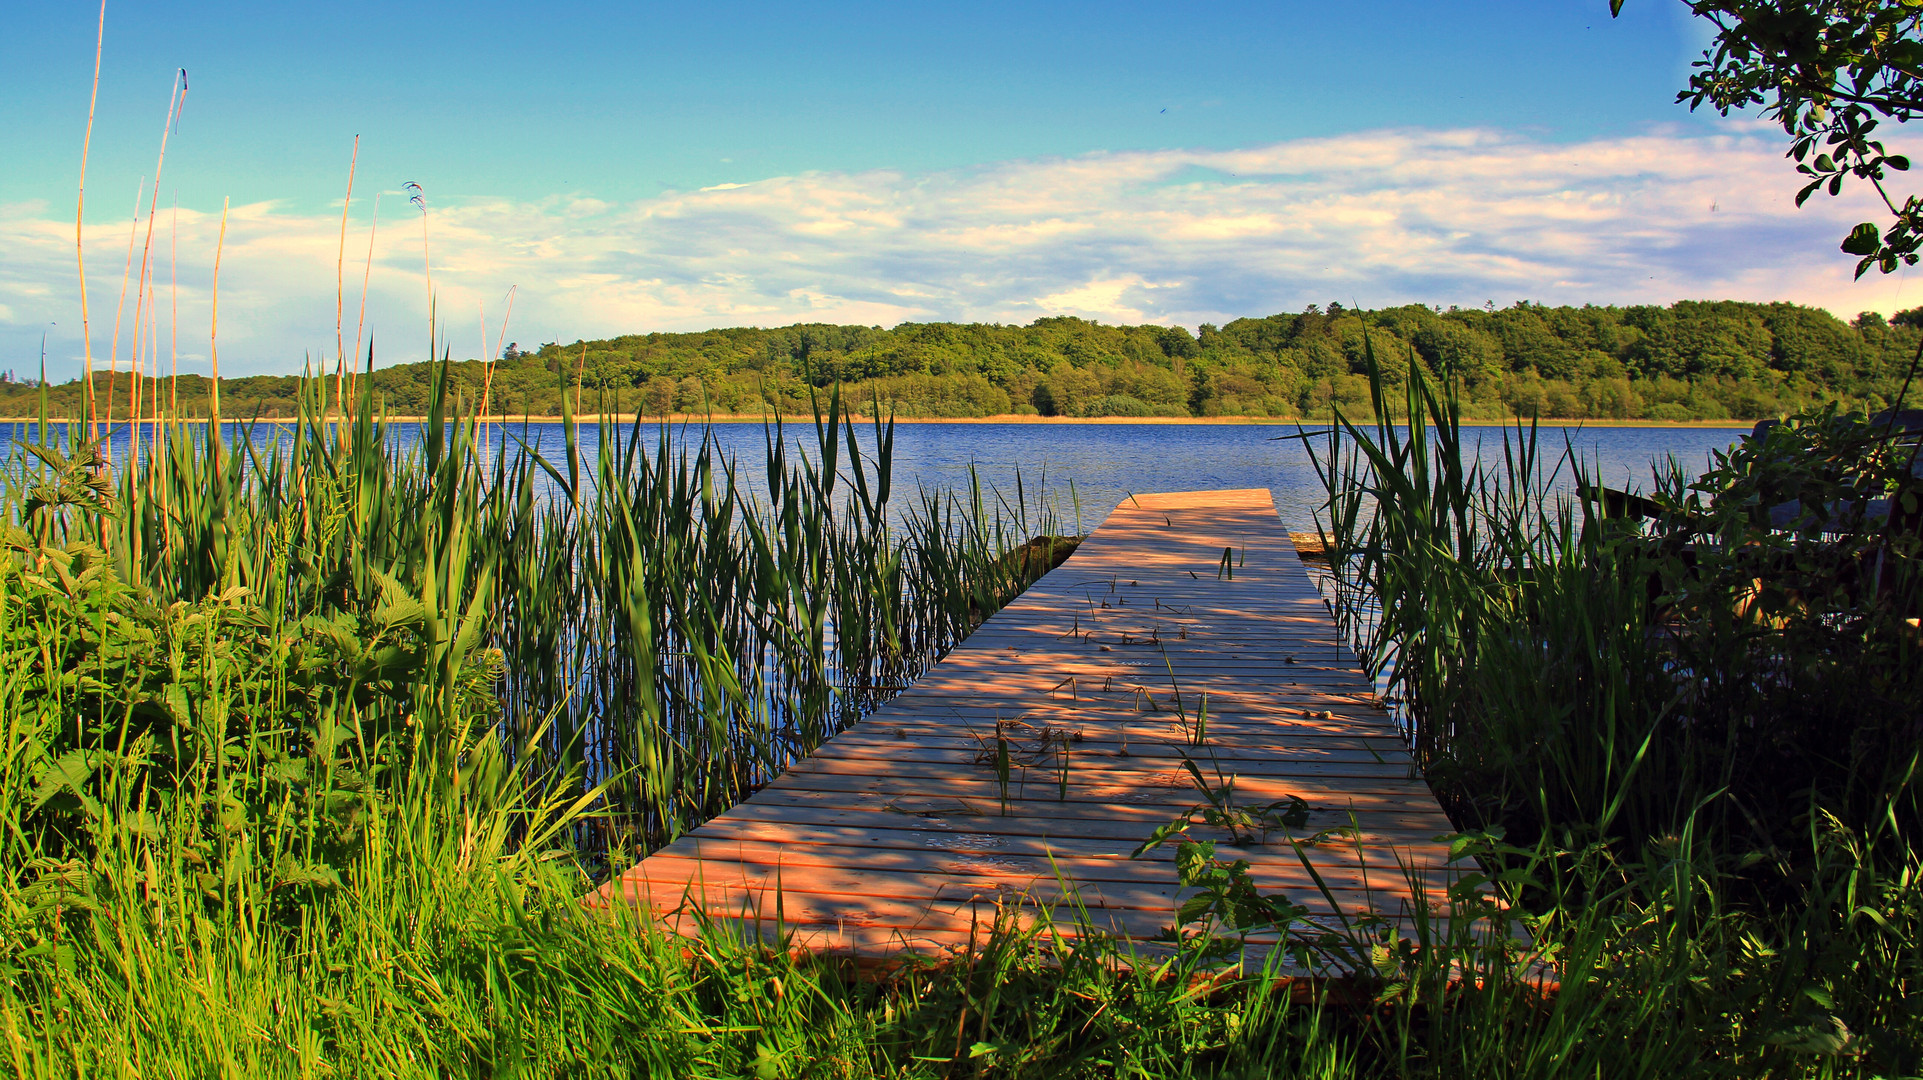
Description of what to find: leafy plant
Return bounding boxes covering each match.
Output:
[1616,0,1923,278]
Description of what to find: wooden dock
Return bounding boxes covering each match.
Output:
[594,489,1460,959]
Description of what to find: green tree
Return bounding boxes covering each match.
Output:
[1622,0,1923,276]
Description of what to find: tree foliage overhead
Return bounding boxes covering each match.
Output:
[9,300,1917,423]
[1622,0,1923,276]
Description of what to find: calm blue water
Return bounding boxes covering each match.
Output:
[844,421,1750,534]
[576,420,1747,534]
[6,419,1749,533]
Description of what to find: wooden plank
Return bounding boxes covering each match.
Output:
[734,795,1456,843]
[595,489,1463,962]
[822,726,1407,754]
[793,741,1416,771]
[611,872,1439,943]
[678,817,1448,860]
[632,840,1447,895]
[756,769,1445,806]
[694,796,1451,844]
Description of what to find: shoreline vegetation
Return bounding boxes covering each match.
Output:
[5,365,1917,1076]
[9,299,1919,426]
[0,411,1758,428]
[9,0,1917,1066]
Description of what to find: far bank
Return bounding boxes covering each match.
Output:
[0,411,1755,430]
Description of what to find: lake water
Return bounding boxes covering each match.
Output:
[514,420,1750,534]
[11,419,1751,533]
[838,421,1751,534]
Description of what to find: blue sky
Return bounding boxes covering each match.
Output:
[1,1,1912,378]
[6,1,1706,209]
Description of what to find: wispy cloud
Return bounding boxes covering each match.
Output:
[2,124,1915,378]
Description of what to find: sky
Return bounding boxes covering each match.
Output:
[0,0,1916,379]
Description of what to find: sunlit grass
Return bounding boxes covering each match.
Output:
[2,337,1920,1076]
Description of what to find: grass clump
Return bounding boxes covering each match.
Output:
[1309,346,1923,1077]
[3,341,1921,1076]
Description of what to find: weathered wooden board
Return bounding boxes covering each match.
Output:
[592,489,1460,960]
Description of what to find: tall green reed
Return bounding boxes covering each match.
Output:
[2,356,1065,883]
[1309,350,1683,845]
[9,341,1923,1075]
[1313,346,1921,857]
[1303,343,1923,1072]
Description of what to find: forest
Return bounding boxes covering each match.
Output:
[6,298,1919,422]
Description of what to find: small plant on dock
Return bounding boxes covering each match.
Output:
[1166,754,1313,848]
[969,717,1079,805]
[1132,827,1315,966]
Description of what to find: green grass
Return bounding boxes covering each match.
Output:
[2,347,1921,1077]
[1307,344,1923,1076]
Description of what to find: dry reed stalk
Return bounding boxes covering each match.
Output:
[494,285,516,362]
[335,136,358,430]
[141,273,155,447]
[105,179,144,462]
[406,182,431,357]
[162,198,176,530]
[574,342,587,417]
[211,197,227,422]
[478,285,514,454]
[352,192,380,401]
[129,292,141,471]
[169,198,178,415]
[128,69,188,479]
[130,262,145,475]
[477,303,489,454]
[76,0,105,444]
[148,269,158,419]
[143,274,160,527]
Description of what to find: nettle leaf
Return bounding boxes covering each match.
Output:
[32,750,100,817]
[218,793,249,833]
[121,810,162,842]
[1174,839,1216,886]
[274,859,342,891]
[310,718,357,756]
[21,858,97,916]
[19,941,77,975]
[1176,896,1215,925]
[1267,795,1311,831]
[160,683,194,726]
[1447,871,1491,903]
[1762,1015,1862,1057]
[370,569,425,629]
[302,611,361,651]
[1370,942,1400,980]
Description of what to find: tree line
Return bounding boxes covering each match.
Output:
[8,299,1920,423]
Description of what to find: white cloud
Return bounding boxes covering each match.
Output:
[1033,276,1174,324]
[2,124,1917,379]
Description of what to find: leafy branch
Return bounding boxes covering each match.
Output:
[1616,0,1923,277]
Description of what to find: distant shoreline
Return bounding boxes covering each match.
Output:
[0,412,1755,429]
